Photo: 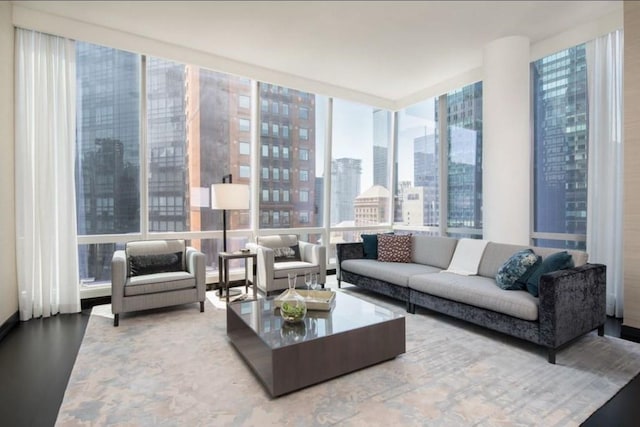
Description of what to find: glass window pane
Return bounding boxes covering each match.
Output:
[147,59,252,233]
[78,243,123,286]
[395,99,438,226]
[331,99,392,228]
[532,45,588,237]
[259,84,326,228]
[76,42,141,235]
[447,81,483,230]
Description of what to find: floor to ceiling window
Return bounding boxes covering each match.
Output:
[532,45,588,250]
[446,81,483,237]
[76,42,141,286]
[394,82,482,239]
[395,98,439,232]
[258,83,326,234]
[330,99,393,260]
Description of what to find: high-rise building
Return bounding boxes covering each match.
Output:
[147,58,187,234]
[259,84,317,229]
[355,185,390,226]
[445,82,483,229]
[532,46,588,238]
[413,134,439,226]
[330,158,362,225]
[401,186,424,226]
[76,43,141,282]
[373,109,390,187]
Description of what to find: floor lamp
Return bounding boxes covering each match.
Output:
[211,174,250,298]
[211,174,250,253]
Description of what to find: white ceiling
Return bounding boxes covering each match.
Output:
[13,1,622,103]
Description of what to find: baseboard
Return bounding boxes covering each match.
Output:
[81,296,112,310]
[0,311,19,343]
[621,325,640,343]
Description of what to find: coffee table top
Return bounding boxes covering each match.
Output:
[227,290,404,350]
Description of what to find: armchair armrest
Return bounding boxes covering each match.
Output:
[111,250,127,314]
[247,242,275,291]
[538,263,606,349]
[186,247,206,301]
[299,241,327,284]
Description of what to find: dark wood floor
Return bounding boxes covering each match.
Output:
[0,309,637,426]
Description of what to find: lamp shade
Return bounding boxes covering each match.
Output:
[211,183,250,210]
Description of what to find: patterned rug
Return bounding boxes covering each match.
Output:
[56,286,640,426]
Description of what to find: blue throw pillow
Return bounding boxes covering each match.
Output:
[526,251,575,297]
[495,249,540,290]
[362,234,378,259]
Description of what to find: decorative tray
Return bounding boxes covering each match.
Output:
[274,289,336,311]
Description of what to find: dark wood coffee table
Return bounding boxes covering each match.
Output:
[226,291,405,397]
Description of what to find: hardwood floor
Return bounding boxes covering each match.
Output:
[0,308,637,426]
[0,312,89,427]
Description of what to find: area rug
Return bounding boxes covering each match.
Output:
[56,287,640,426]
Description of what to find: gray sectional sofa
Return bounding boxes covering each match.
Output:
[336,235,606,364]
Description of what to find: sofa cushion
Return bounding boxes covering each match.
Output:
[342,259,440,287]
[534,247,588,267]
[478,242,588,279]
[378,234,412,263]
[125,271,195,296]
[409,273,539,321]
[361,234,379,259]
[478,242,529,279]
[495,249,540,290]
[526,251,575,297]
[411,235,458,269]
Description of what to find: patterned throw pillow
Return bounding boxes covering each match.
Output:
[495,249,540,290]
[273,244,301,263]
[377,234,412,263]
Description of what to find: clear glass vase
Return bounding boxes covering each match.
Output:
[279,273,307,323]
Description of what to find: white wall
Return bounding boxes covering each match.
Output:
[0,2,18,325]
[482,36,531,245]
[623,1,640,330]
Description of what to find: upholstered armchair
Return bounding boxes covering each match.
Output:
[246,234,326,296]
[111,239,206,326]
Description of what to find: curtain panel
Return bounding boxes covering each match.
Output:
[15,28,80,320]
[586,30,624,318]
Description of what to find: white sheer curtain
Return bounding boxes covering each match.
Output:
[15,29,80,320]
[586,30,623,318]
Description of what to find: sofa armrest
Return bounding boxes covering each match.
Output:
[538,263,606,348]
[336,242,365,278]
[299,241,327,284]
[111,250,127,314]
[186,247,206,301]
